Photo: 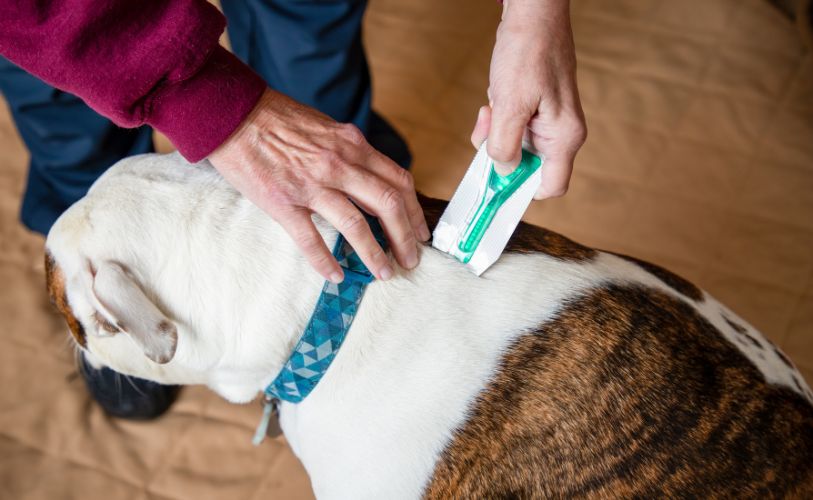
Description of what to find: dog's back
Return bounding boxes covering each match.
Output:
[417,197,813,498]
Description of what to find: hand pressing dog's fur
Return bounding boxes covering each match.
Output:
[45,153,813,499]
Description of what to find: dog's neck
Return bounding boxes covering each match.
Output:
[177,211,341,404]
[178,206,464,406]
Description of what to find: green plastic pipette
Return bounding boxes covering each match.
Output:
[455,149,542,263]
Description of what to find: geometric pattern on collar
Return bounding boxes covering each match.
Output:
[262,216,386,404]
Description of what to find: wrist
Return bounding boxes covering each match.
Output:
[214,88,273,150]
[148,46,266,162]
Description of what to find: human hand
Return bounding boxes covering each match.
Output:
[471,0,587,199]
[209,89,429,283]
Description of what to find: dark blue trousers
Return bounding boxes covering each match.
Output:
[0,0,409,236]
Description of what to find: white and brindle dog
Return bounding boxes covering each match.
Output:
[45,153,813,498]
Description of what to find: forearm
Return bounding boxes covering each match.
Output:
[501,0,570,23]
[0,0,265,161]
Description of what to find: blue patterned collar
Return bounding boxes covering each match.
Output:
[253,216,386,445]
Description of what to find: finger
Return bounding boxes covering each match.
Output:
[470,105,491,149]
[488,100,532,175]
[534,150,575,200]
[276,209,344,283]
[362,149,430,243]
[311,191,395,280]
[530,113,586,200]
[334,166,420,270]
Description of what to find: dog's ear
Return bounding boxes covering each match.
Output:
[90,261,178,364]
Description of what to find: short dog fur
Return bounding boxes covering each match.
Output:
[45,153,813,498]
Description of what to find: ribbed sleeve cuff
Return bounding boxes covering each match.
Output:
[147,46,266,162]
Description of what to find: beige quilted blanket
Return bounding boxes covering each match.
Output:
[1,0,811,498]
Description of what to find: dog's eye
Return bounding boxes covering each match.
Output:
[92,311,119,334]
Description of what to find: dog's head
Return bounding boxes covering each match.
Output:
[41,156,204,386]
[40,153,315,403]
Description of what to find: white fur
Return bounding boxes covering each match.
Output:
[46,153,812,499]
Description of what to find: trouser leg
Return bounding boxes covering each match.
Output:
[0,57,153,235]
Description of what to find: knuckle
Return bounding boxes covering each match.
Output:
[311,251,334,268]
[487,143,514,162]
[316,151,343,178]
[338,123,365,146]
[317,150,341,168]
[578,124,588,145]
[365,243,387,261]
[357,239,387,263]
[493,97,526,118]
[562,115,588,147]
[378,187,403,212]
[295,231,321,252]
[339,211,367,233]
[407,203,424,222]
[395,167,414,189]
[367,246,387,263]
[264,187,295,209]
[393,229,414,246]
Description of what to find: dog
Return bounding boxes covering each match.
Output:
[44,152,813,498]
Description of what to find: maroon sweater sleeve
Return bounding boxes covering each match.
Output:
[0,0,266,162]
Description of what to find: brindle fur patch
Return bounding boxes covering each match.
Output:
[419,194,596,262]
[44,251,87,347]
[423,285,813,498]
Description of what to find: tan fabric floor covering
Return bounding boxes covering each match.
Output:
[1,0,812,498]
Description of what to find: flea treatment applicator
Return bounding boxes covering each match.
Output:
[433,141,543,275]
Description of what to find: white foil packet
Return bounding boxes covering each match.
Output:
[432,141,543,276]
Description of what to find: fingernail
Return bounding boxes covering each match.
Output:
[329,272,344,284]
[418,223,431,242]
[379,265,393,280]
[405,250,419,269]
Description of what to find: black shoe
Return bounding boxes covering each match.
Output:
[367,112,412,170]
[79,354,179,420]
